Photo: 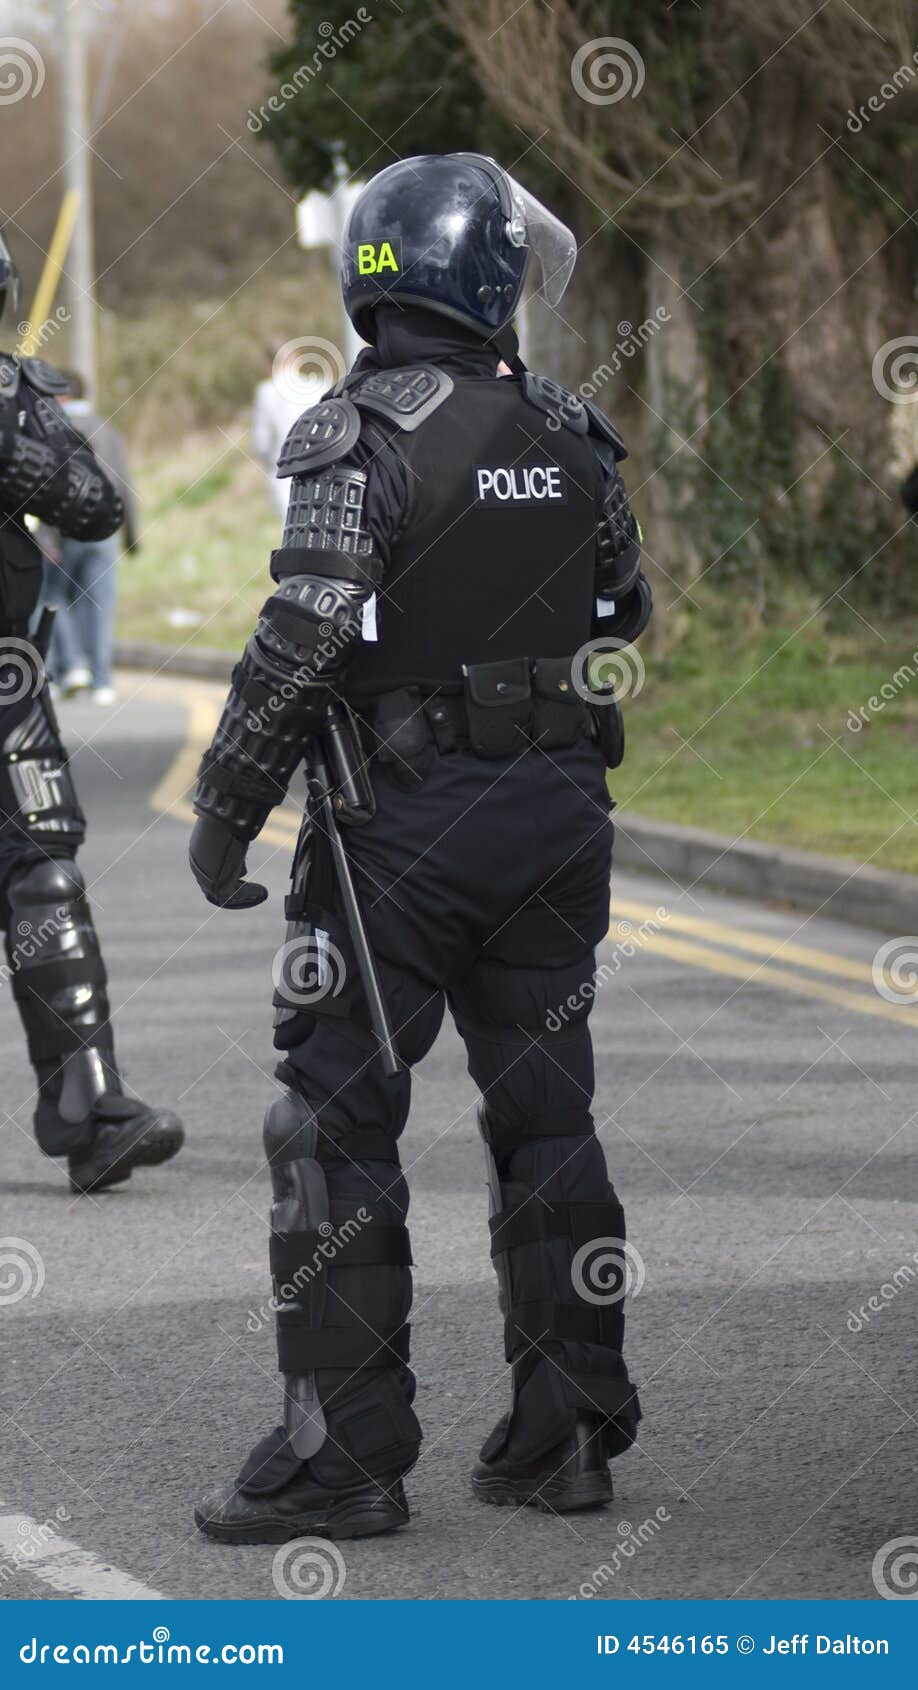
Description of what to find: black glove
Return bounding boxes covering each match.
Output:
[189,814,267,910]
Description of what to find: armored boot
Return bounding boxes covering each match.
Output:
[196,1452,409,1544]
[194,1087,419,1543]
[4,857,183,1193]
[472,1411,613,1512]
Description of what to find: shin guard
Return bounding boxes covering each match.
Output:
[479,1103,641,1464]
[264,1088,330,1459]
[263,1087,421,1483]
[4,855,119,1154]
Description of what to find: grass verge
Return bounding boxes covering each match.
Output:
[615,601,918,874]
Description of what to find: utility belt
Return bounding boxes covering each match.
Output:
[359,656,624,788]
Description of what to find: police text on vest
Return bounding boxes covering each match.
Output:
[475,465,566,504]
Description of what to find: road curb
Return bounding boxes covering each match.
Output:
[614,812,916,936]
[115,639,918,935]
[116,638,235,681]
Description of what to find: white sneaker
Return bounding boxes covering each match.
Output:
[62,666,91,694]
[91,687,116,706]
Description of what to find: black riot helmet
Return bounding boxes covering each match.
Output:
[0,228,20,325]
[341,153,577,343]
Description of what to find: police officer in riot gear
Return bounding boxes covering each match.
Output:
[190,154,651,1542]
[0,231,183,1194]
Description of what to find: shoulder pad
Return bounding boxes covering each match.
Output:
[330,351,376,398]
[584,399,627,462]
[19,356,70,396]
[0,353,20,400]
[350,365,453,432]
[521,372,589,436]
[276,397,361,479]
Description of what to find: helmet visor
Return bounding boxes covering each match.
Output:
[452,154,577,307]
[504,174,577,307]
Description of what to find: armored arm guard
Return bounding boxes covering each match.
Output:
[586,400,652,645]
[193,399,385,844]
[0,357,124,540]
[519,374,651,644]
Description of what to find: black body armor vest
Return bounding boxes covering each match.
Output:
[345,372,601,698]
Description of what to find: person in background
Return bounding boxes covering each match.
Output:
[43,372,138,705]
[251,339,326,521]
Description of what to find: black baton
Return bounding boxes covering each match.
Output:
[305,748,400,1079]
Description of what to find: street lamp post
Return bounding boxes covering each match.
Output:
[59,0,96,400]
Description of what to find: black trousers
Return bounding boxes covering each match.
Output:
[257,738,640,1494]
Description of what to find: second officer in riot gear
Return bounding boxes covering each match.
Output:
[0,231,184,1193]
[190,154,652,1542]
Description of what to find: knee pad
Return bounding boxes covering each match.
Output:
[263,1086,322,1168]
[7,852,84,909]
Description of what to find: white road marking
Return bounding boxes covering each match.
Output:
[0,1505,166,1600]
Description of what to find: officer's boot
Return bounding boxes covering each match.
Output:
[195,1089,416,1543]
[195,1459,409,1545]
[4,857,184,1193]
[472,1411,613,1512]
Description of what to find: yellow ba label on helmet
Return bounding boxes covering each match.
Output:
[356,240,401,276]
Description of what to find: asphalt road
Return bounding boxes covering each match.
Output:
[1,672,916,1604]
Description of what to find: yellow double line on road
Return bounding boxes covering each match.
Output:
[150,682,914,1031]
[613,898,916,1030]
